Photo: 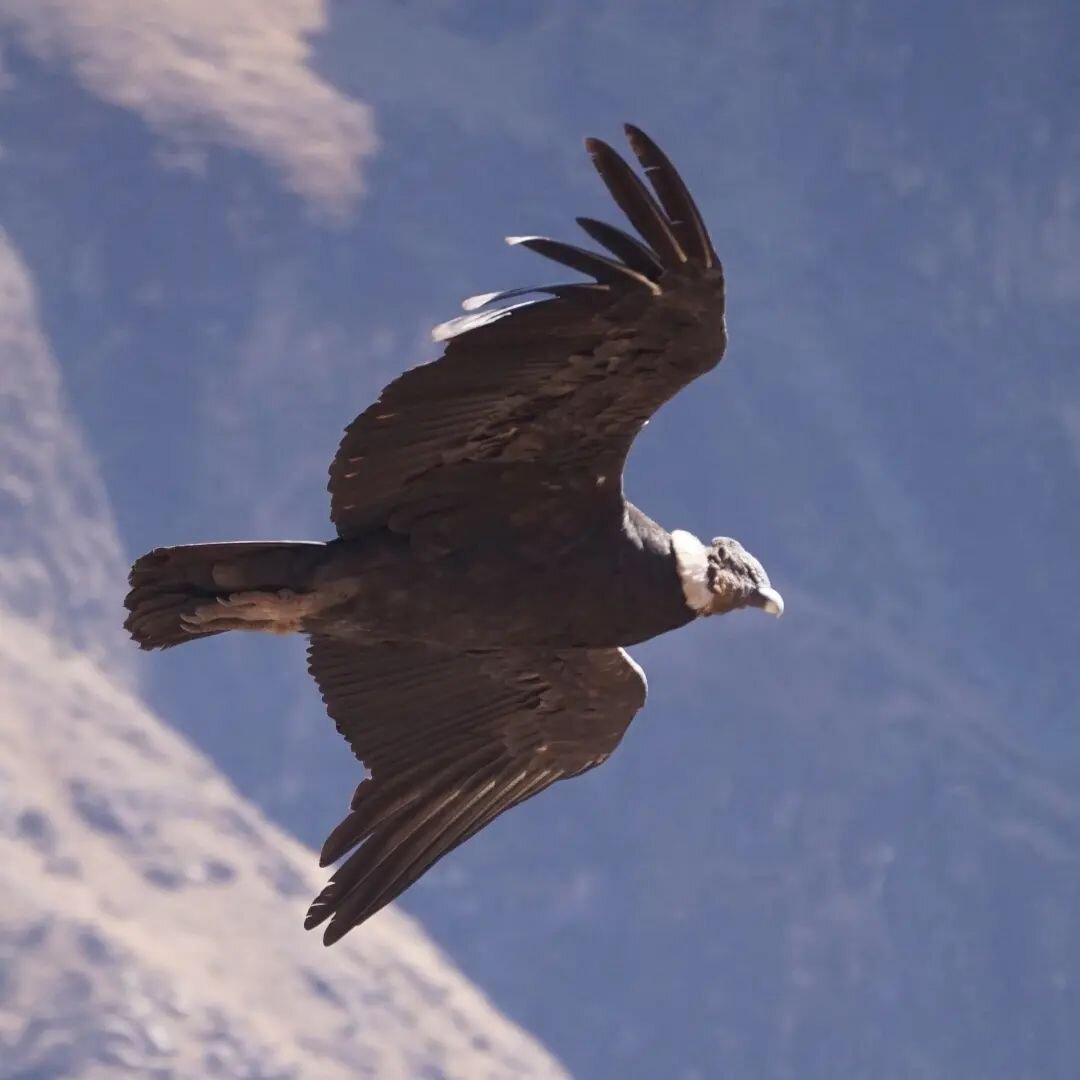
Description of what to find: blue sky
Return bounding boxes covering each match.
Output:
[1,2,1078,1076]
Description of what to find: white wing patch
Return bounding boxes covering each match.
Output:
[617,647,648,698]
[431,303,529,343]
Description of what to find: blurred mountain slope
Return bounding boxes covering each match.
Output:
[0,614,567,1080]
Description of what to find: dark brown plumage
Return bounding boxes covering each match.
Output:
[305,642,644,943]
[124,125,783,945]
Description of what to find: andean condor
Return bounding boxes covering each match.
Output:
[125,125,784,945]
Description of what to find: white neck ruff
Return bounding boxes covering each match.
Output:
[670,529,712,613]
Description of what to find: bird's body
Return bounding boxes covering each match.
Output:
[160,501,694,648]
[124,125,783,944]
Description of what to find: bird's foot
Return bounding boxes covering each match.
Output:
[180,589,316,635]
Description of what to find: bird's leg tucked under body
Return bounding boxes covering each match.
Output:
[124,539,333,649]
[180,589,319,636]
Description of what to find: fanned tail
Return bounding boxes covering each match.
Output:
[123,540,327,649]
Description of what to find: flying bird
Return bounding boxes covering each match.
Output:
[124,125,783,945]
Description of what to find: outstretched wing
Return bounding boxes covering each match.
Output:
[329,125,726,537]
[304,638,648,944]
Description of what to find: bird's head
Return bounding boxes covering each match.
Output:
[670,531,784,619]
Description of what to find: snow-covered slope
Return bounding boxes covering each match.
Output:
[0,615,566,1079]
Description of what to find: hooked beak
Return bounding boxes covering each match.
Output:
[751,586,785,618]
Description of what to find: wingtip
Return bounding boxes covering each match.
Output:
[580,127,686,268]
[304,891,334,930]
[622,123,649,154]
[322,919,350,947]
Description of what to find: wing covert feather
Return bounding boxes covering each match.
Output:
[328,127,725,538]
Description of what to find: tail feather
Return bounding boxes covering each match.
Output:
[124,540,327,650]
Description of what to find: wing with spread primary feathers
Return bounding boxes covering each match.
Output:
[304,638,647,944]
[328,125,726,537]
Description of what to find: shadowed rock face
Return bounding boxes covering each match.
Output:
[1,3,1078,1078]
